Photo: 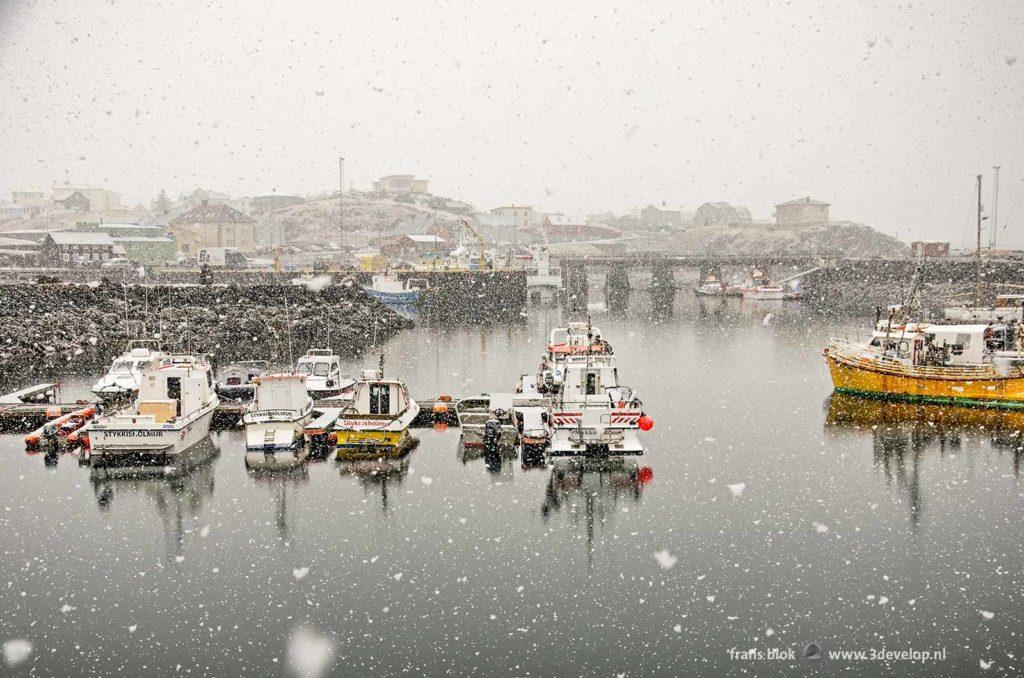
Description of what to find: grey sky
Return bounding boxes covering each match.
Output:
[1,0,1022,246]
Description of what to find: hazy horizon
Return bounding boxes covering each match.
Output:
[1,0,1023,248]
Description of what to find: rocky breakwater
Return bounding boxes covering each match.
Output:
[0,281,412,386]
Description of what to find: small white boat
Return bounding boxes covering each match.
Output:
[92,343,165,400]
[295,349,355,398]
[243,373,314,454]
[216,360,271,400]
[456,393,519,449]
[334,365,420,458]
[513,395,552,456]
[87,355,220,465]
[945,293,1024,323]
[742,286,787,301]
[364,275,423,307]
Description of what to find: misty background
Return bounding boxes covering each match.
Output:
[1,0,1022,247]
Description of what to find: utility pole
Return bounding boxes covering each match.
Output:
[991,165,1001,249]
[339,156,345,266]
[976,174,983,306]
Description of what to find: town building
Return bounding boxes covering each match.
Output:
[42,231,117,265]
[692,202,752,227]
[911,241,950,258]
[11,191,47,217]
[774,197,830,227]
[55,191,92,212]
[0,203,25,221]
[373,175,429,195]
[186,188,232,208]
[51,184,122,211]
[74,222,168,238]
[490,205,540,228]
[111,235,176,265]
[381,234,448,260]
[169,202,257,254]
[640,204,683,228]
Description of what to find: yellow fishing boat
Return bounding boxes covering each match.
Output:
[334,360,419,459]
[825,322,1024,409]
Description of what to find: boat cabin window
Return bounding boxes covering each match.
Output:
[296,362,313,375]
[167,377,182,416]
[312,362,331,377]
[369,384,390,414]
[585,373,598,395]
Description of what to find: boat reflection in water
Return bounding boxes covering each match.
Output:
[89,436,219,561]
[338,454,411,513]
[540,457,653,561]
[456,439,516,481]
[824,393,1024,526]
[247,459,309,542]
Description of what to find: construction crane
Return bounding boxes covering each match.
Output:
[459,218,490,270]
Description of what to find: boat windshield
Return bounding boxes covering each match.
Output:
[295,362,313,374]
[111,360,134,373]
[312,362,331,376]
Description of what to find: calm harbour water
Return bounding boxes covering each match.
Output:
[1,288,1022,677]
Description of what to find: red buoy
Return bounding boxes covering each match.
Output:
[638,415,654,431]
[637,466,654,484]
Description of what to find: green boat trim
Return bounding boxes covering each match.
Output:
[833,387,1024,411]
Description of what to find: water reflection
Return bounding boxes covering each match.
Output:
[540,457,651,563]
[247,463,310,542]
[338,454,411,513]
[456,440,517,481]
[825,393,1024,526]
[88,436,220,561]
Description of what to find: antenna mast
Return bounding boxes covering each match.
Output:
[976,174,983,306]
[991,165,1001,249]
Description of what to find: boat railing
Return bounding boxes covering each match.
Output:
[827,338,1024,379]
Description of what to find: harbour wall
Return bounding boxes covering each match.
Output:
[0,282,411,388]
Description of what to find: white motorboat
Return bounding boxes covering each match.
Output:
[91,342,166,400]
[364,275,424,310]
[295,349,355,398]
[334,364,420,458]
[87,355,220,465]
[243,373,314,454]
[546,354,649,456]
[513,393,552,457]
[455,393,519,449]
[216,360,271,400]
[945,293,1024,323]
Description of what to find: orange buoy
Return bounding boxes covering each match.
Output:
[638,414,654,431]
[432,402,449,415]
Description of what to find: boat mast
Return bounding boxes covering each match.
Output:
[991,165,1001,249]
[975,174,983,306]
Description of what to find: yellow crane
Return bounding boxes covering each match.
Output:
[459,218,490,270]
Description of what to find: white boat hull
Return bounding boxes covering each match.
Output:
[549,408,644,456]
[89,406,216,463]
[244,412,312,451]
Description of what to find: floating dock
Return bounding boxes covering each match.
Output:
[0,384,458,433]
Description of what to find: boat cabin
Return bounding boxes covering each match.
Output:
[867,323,1012,366]
[547,323,611,358]
[348,370,412,417]
[556,357,636,405]
[296,349,340,378]
[134,357,216,423]
[253,374,310,414]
